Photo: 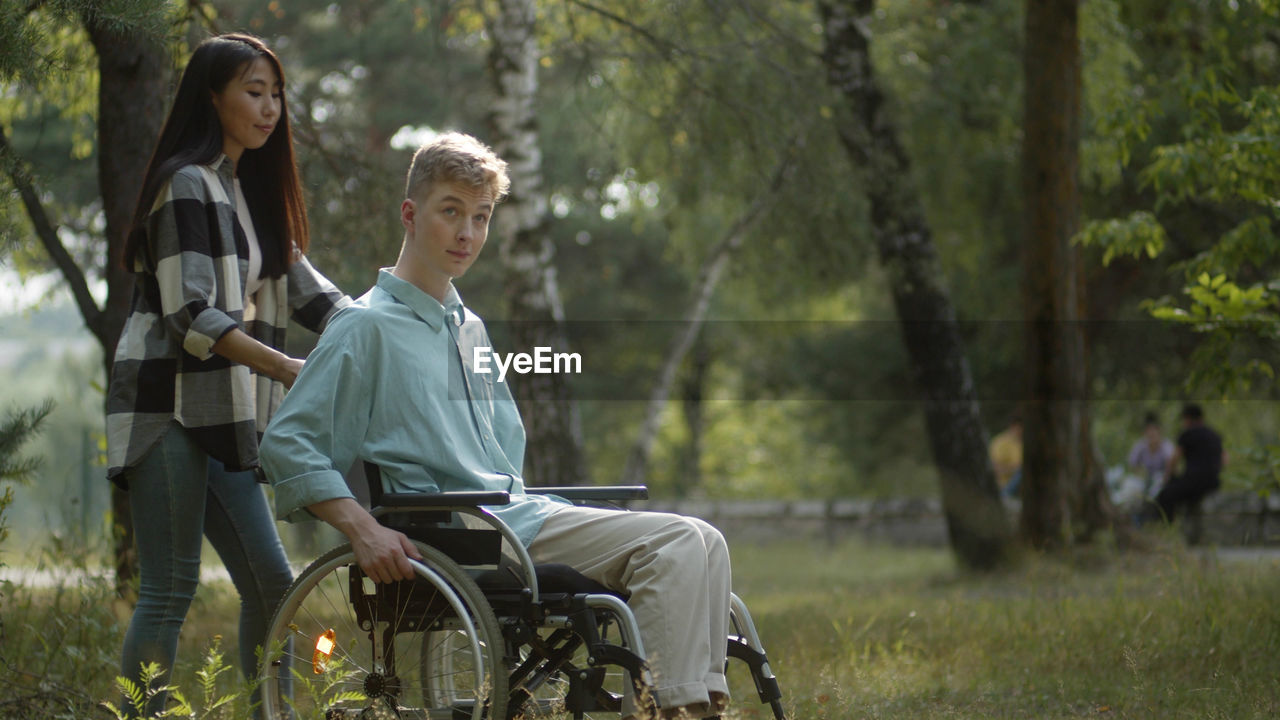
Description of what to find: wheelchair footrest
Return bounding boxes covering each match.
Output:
[565,666,617,713]
[728,636,783,704]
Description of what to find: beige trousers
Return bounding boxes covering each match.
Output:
[528,505,731,714]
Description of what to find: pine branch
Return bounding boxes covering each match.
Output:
[0,400,53,483]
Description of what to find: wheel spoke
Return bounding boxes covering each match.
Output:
[263,545,506,720]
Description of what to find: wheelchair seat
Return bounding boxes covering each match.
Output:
[475,562,625,599]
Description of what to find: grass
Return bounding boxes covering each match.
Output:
[0,542,254,719]
[726,536,1280,719]
[1,535,1278,718]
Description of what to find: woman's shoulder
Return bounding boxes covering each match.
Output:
[167,157,235,198]
[164,163,221,200]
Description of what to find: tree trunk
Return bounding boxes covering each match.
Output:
[678,341,710,498]
[1020,0,1119,548]
[621,149,793,487]
[820,0,1011,570]
[84,19,171,595]
[485,0,588,487]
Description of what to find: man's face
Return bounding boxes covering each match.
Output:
[401,180,494,285]
[1144,425,1162,445]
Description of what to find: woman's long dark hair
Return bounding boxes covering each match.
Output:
[124,33,308,277]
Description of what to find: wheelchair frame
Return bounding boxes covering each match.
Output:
[259,466,784,720]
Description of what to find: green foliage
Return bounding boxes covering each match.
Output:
[0,399,52,551]
[0,546,122,717]
[0,401,51,484]
[9,0,1275,510]
[547,0,867,302]
[0,307,107,550]
[1076,210,1167,265]
[1150,272,1274,326]
[1142,273,1278,397]
[1075,0,1280,506]
[0,0,174,282]
[1082,0,1147,186]
[103,662,172,720]
[102,638,242,720]
[1082,0,1280,401]
[283,657,368,718]
[1,558,268,719]
[1238,443,1280,498]
[0,0,170,85]
[207,0,499,296]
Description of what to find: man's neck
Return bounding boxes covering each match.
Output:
[391,254,451,304]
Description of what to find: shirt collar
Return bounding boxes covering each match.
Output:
[376,268,465,330]
[210,153,235,180]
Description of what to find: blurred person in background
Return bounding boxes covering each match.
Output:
[990,413,1023,498]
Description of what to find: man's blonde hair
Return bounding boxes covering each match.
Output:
[405,132,510,203]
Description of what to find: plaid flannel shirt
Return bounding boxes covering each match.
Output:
[106,154,351,485]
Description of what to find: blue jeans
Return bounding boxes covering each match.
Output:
[120,422,293,717]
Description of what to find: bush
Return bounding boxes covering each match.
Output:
[0,400,53,553]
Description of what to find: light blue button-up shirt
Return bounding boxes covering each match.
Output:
[261,269,568,547]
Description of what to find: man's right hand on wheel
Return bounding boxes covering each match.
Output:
[306,497,424,583]
[350,523,423,583]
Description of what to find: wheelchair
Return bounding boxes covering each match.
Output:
[260,463,785,720]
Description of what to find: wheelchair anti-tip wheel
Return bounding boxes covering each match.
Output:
[260,542,507,720]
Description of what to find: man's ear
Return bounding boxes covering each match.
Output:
[400,198,415,230]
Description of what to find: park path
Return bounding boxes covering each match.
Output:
[2,563,243,589]
[1192,546,1280,564]
[4,546,1277,590]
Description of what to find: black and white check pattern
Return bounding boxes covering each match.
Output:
[106,154,350,485]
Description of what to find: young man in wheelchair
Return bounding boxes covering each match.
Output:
[260,132,732,719]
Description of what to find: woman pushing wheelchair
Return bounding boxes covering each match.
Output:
[105,33,350,717]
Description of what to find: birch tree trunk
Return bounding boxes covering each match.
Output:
[620,150,793,487]
[820,0,1011,570]
[485,0,588,487]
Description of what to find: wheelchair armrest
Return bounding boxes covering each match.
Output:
[527,486,649,501]
[374,490,511,510]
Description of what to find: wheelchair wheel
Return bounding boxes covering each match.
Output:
[261,542,506,720]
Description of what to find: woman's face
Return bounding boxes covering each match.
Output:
[211,57,281,165]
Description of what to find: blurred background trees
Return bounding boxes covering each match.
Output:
[2,0,1279,573]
